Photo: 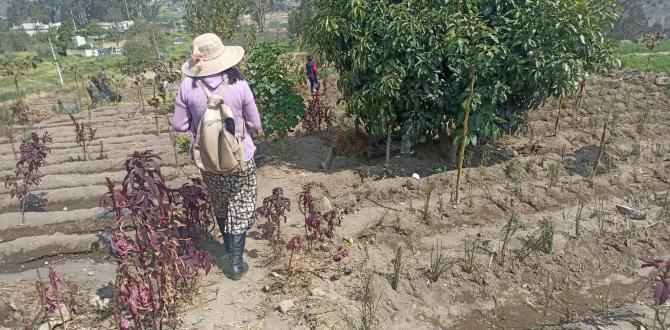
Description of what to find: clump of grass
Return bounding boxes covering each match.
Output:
[624,216,638,247]
[480,147,491,168]
[485,296,508,329]
[430,241,455,282]
[356,272,380,330]
[505,158,522,184]
[652,143,665,165]
[421,183,434,223]
[462,236,479,273]
[541,275,555,319]
[436,188,445,218]
[392,212,403,235]
[637,108,650,136]
[391,246,402,291]
[517,217,555,260]
[547,162,559,187]
[538,217,555,253]
[630,143,642,161]
[498,212,520,267]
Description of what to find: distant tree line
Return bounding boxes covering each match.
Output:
[4,0,165,27]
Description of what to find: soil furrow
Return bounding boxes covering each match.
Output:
[0,232,107,266]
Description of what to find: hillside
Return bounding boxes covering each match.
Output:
[639,0,670,30]
[617,0,670,39]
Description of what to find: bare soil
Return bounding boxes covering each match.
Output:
[0,71,669,330]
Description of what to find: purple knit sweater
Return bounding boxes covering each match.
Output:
[172,74,262,162]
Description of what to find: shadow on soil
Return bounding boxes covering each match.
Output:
[564,144,614,177]
[254,131,516,179]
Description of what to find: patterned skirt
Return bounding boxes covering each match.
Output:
[201,160,257,235]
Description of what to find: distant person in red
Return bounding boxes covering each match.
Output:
[306,55,319,95]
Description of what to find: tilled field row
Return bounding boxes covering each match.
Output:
[0,144,177,171]
[0,169,200,213]
[15,119,175,142]
[0,130,175,155]
[0,163,195,194]
[23,105,153,129]
[0,232,109,266]
[0,150,183,177]
[0,208,103,231]
[0,208,107,243]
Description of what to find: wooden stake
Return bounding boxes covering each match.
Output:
[385,125,392,167]
[554,97,564,137]
[453,65,477,204]
[575,80,586,109]
[592,120,608,179]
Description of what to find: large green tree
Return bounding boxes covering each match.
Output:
[248,0,275,32]
[306,0,619,153]
[184,0,247,41]
[287,0,313,41]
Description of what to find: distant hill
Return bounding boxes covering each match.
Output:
[616,0,670,39]
[637,0,670,31]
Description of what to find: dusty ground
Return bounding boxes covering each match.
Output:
[0,70,669,330]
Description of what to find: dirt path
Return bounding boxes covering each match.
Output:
[0,72,669,329]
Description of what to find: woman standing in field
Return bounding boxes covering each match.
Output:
[172,33,262,281]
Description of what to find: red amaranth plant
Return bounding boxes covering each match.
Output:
[331,245,350,262]
[31,266,78,329]
[641,258,670,305]
[303,95,333,133]
[287,235,306,272]
[255,187,291,242]
[299,183,342,248]
[100,151,214,329]
[69,114,97,160]
[641,257,670,327]
[3,132,51,225]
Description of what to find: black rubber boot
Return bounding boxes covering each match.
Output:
[223,232,249,281]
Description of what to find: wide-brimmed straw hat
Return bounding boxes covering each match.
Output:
[181,33,245,77]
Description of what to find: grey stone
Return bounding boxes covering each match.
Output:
[616,205,647,220]
[316,196,333,214]
[655,76,670,86]
[311,288,326,297]
[278,300,294,314]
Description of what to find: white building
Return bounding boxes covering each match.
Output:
[12,22,62,36]
[73,35,86,47]
[98,20,134,31]
[66,49,99,57]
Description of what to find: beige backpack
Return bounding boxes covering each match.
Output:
[192,79,245,174]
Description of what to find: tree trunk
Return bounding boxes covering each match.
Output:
[19,198,26,226]
[14,76,21,101]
